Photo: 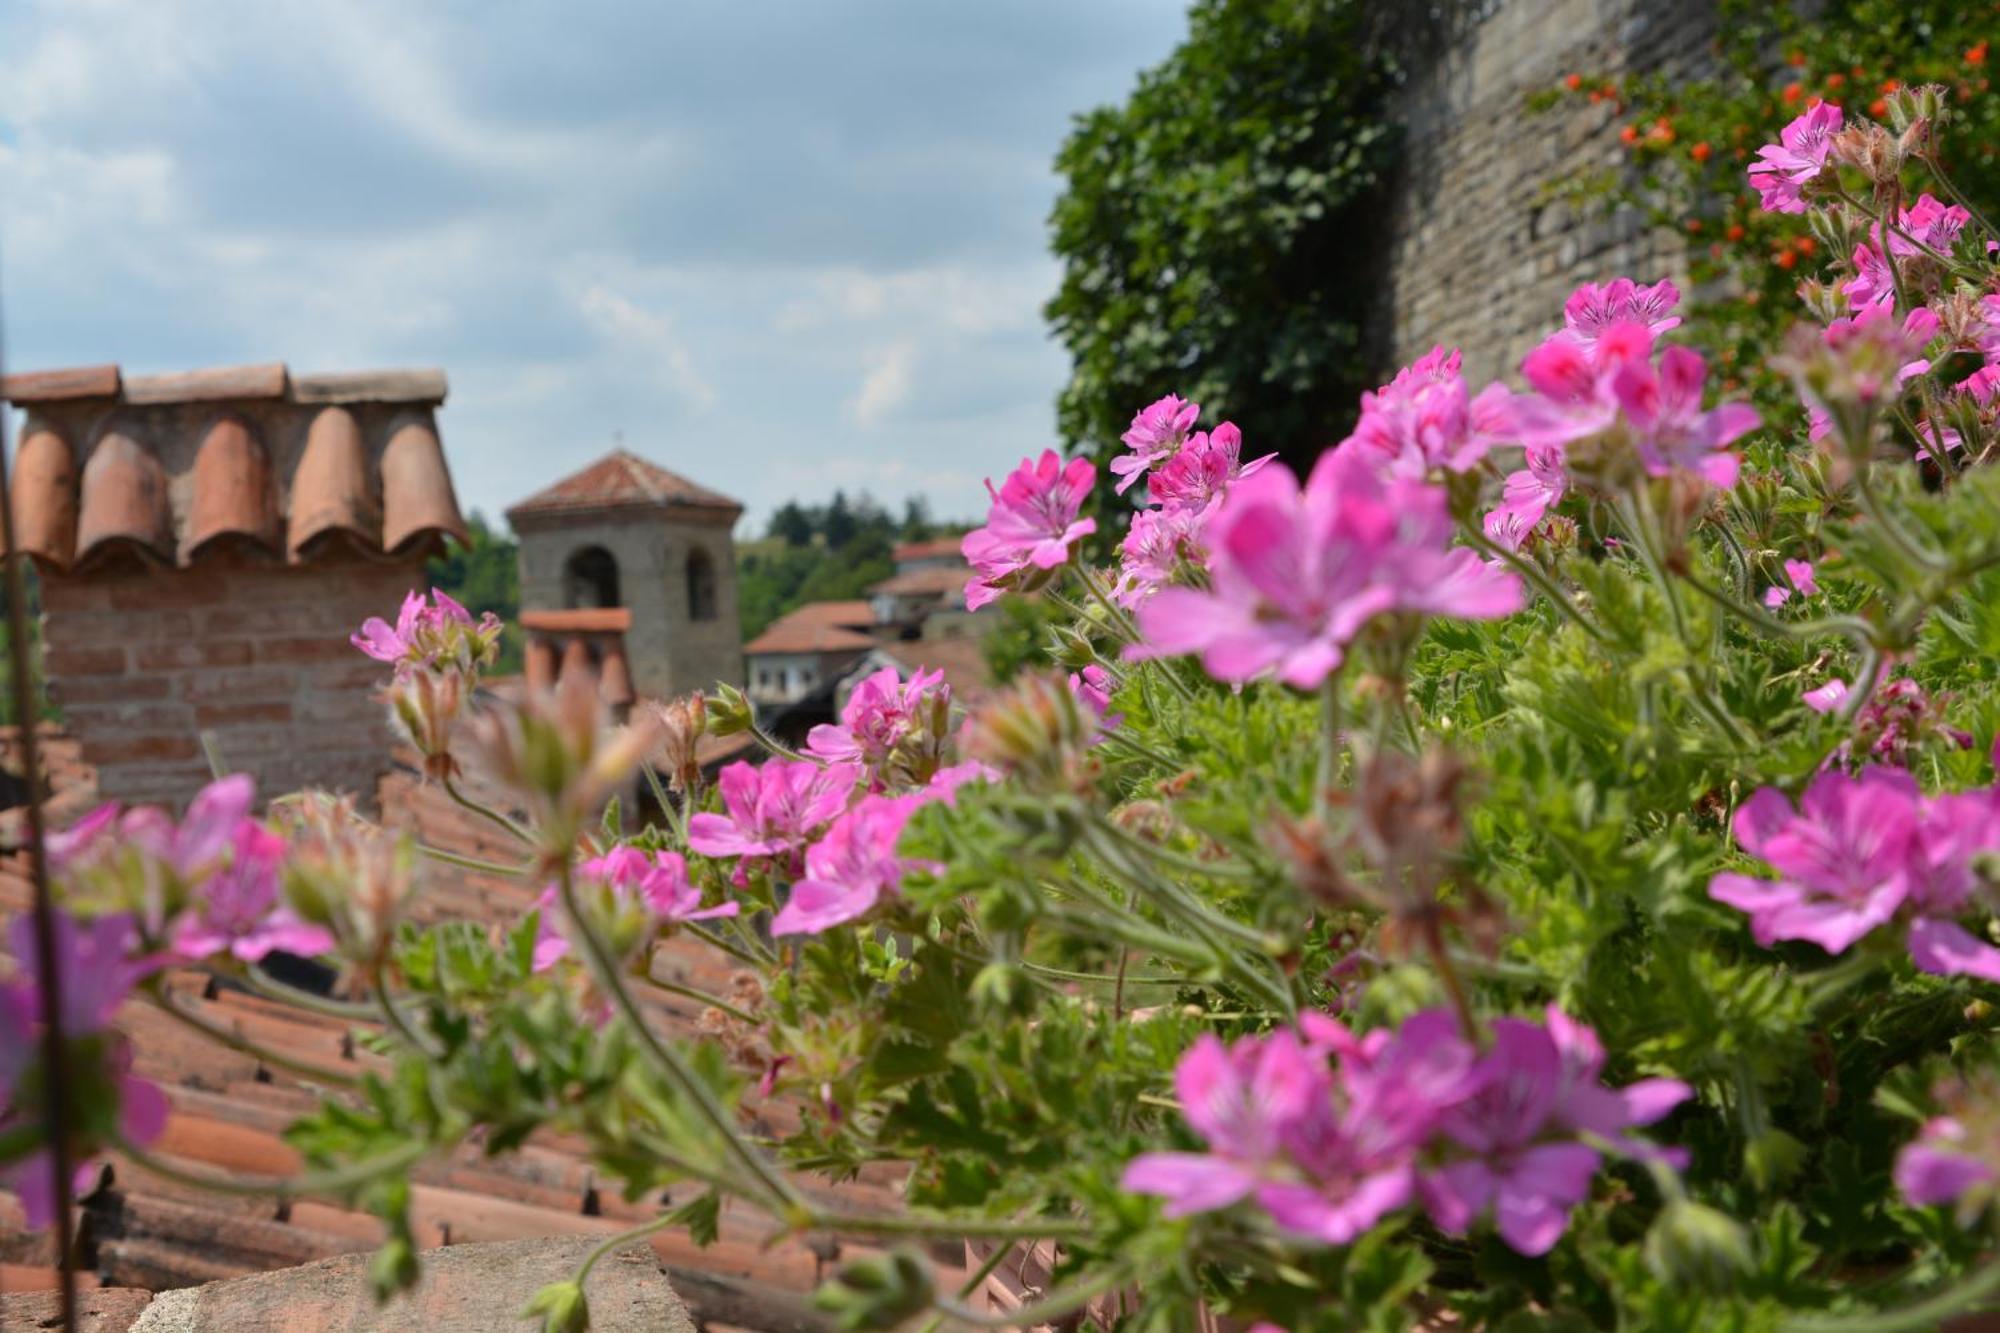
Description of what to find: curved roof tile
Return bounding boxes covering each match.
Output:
[506,449,741,521]
[185,416,278,561]
[287,407,379,562]
[11,426,78,570]
[76,429,173,569]
[597,642,635,709]
[380,419,467,554]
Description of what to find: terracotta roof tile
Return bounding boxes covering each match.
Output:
[506,449,741,521]
[519,607,633,634]
[891,537,964,562]
[870,565,971,597]
[778,600,875,630]
[3,365,465,573]
[742,621,878,655]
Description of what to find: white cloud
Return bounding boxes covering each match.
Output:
[848,342,916,428]
[575,285,718,414]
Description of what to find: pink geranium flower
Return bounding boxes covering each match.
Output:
[771,795,933,936]
[1148,423,1277,513]
[1748,102,1843,214]
[962,451,1098,610]
[352,588,501,676]
[0,912,169,1230]
[1483,444,1569,551]
[1341,347,1517,480]
[1131,450,1522,688]
[1113,505,1207,609]
[1896,1116,1997,1209]
[171,822,333,964]
[532,847,736,970]
[1610,344,1760,488]
[688,760,861,882]
[1763,559,1818,608]
[806,666,949,787]
[1112,394,1201,494]
[1560,278,1682,348]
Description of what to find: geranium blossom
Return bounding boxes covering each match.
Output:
[1748,102,1843,213]
[1132,450,1523,688]
[962,451,1098,610]
[533,847,736,970]
[1113,505,1207,609]
[1763,559,1818,608]
[806,666,950,787]
[1148,422,1276,513]
[1560,279,1683,347]
[1483,444,1569,551]
[771,795,933,936]
[1421,1010,1689,1255]
[1709,768,2000,979]
[0,913,168,1229]
[1112,394,1201,494]
[1896,1115,1997,1209]
[1341,346,1517,479]
[688,760,861,882]
[351,588,501,676]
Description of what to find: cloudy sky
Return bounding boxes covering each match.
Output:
[0,0,1189,531]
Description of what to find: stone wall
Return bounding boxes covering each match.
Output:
[40,554,420,807]
[1381,0,1720,382]
[516,509,744,700]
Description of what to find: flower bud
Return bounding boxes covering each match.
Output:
[1884,83,1948,136]
[1830,122,1902,186]
[651,692,707,793]
[810,1247,935,1330]
[960,671,1099,788]
[386,667,465,782]
[707,683,755,737]
[1644,1199,1752,1291]
[461,675,664,848]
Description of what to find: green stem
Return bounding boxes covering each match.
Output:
[1316,674,1343,823]
[1854,466,1946,573]
[640,973,759,1025]
[1463,526,1610,643]
[641,761,687,844]
[808,1210,1092,1242]
[1782,1256,2000,1333]
[557,865,805,1215]
[444,776,534,845]
[240,966,379,1020]
[685,920,773,968]
[418,842,532,877]
[375,975,441,1058]
[747,723,807,763]
[116,1133,425,1199]
[1925,154,2000,247]
[145,987,361,1088]
[573,1213,680,1287]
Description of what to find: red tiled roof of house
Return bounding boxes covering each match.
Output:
[505,450,741,522]
[869,565,971,597]
[742,620,878,656]
[778,600,875,630]
[0,736,923,1327]
[891,537,963,562]
[2,364,464,573]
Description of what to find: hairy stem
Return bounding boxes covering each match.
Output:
[443,777,535,845]
[145,986,361,1088]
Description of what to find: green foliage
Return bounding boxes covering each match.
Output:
[1046,0,1401,478]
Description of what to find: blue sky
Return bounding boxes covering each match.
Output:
[0,0,1190,531]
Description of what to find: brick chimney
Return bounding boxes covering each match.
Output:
[2,362,467,807]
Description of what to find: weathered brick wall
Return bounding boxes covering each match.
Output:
[1382,0,1719,382]
[40,555,422,807]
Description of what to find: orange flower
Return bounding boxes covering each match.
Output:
[1647,118,1676,146]
[1776,248,1798,270]
[1691,140,1713,163]
[1825,72,1846,90]
[1619,124,1640,146]
[1881,78,1901,93]
[1686,218,1704,234]
[1968,40,1988,66]
[1565,73,1584,91]
[1787,49,1807,67]
[1726,223,1746,241]
[1795,236,1817,257]
[1871,98,1889,118]
[1783,82,1804,104]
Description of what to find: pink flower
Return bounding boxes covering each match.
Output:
[1803,679,1850,714]
[1068,664,1115,719]
[1113,505,1207,609]
[1888,193,1971,259]
[962,451,1097,610]
[351,588,501,676]
[1710,768,2000,979]
[1748,102,1843,214]
[0,912,169,1230]
[1843,243,1897,312]
[1131,450,1522,688]
[771,795,933,936]
[688,760,861,881]
[533,847,737,971]
[1112,395,1201,494]
[1560,279,1683,348]
[1483,444,1570,551]
[1612,344,1760,486]
[1895,1116,1996,1208]
[806,666,950,786]
[1763,559,1818,608]
[1340,347,1517,480]
[1421,1010,1688,1255]
[171,822,333,964]
[1148,423,1277,513]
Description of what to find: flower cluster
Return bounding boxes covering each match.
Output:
[1133,448,1522,687]
[1896,1077,2000,1217]
[961,451,1098,610]
[1123,1007,1687,1256]
[1710,766,2000,980]
[1340,346,1516,481]
[52,775,333,966]
[1,912,167,1228]
[806,666,954,790]
[351,588,502,678]
[532,846,737,971]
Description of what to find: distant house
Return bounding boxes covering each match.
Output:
[869,538,973,638]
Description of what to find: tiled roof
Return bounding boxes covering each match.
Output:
[777,600,876,630]
[0,742,918,1327]
[505,450,741,522]
[742,620,878,656]
[2,363,464,573]
[891,537,963,562]
[870,565,971,597]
